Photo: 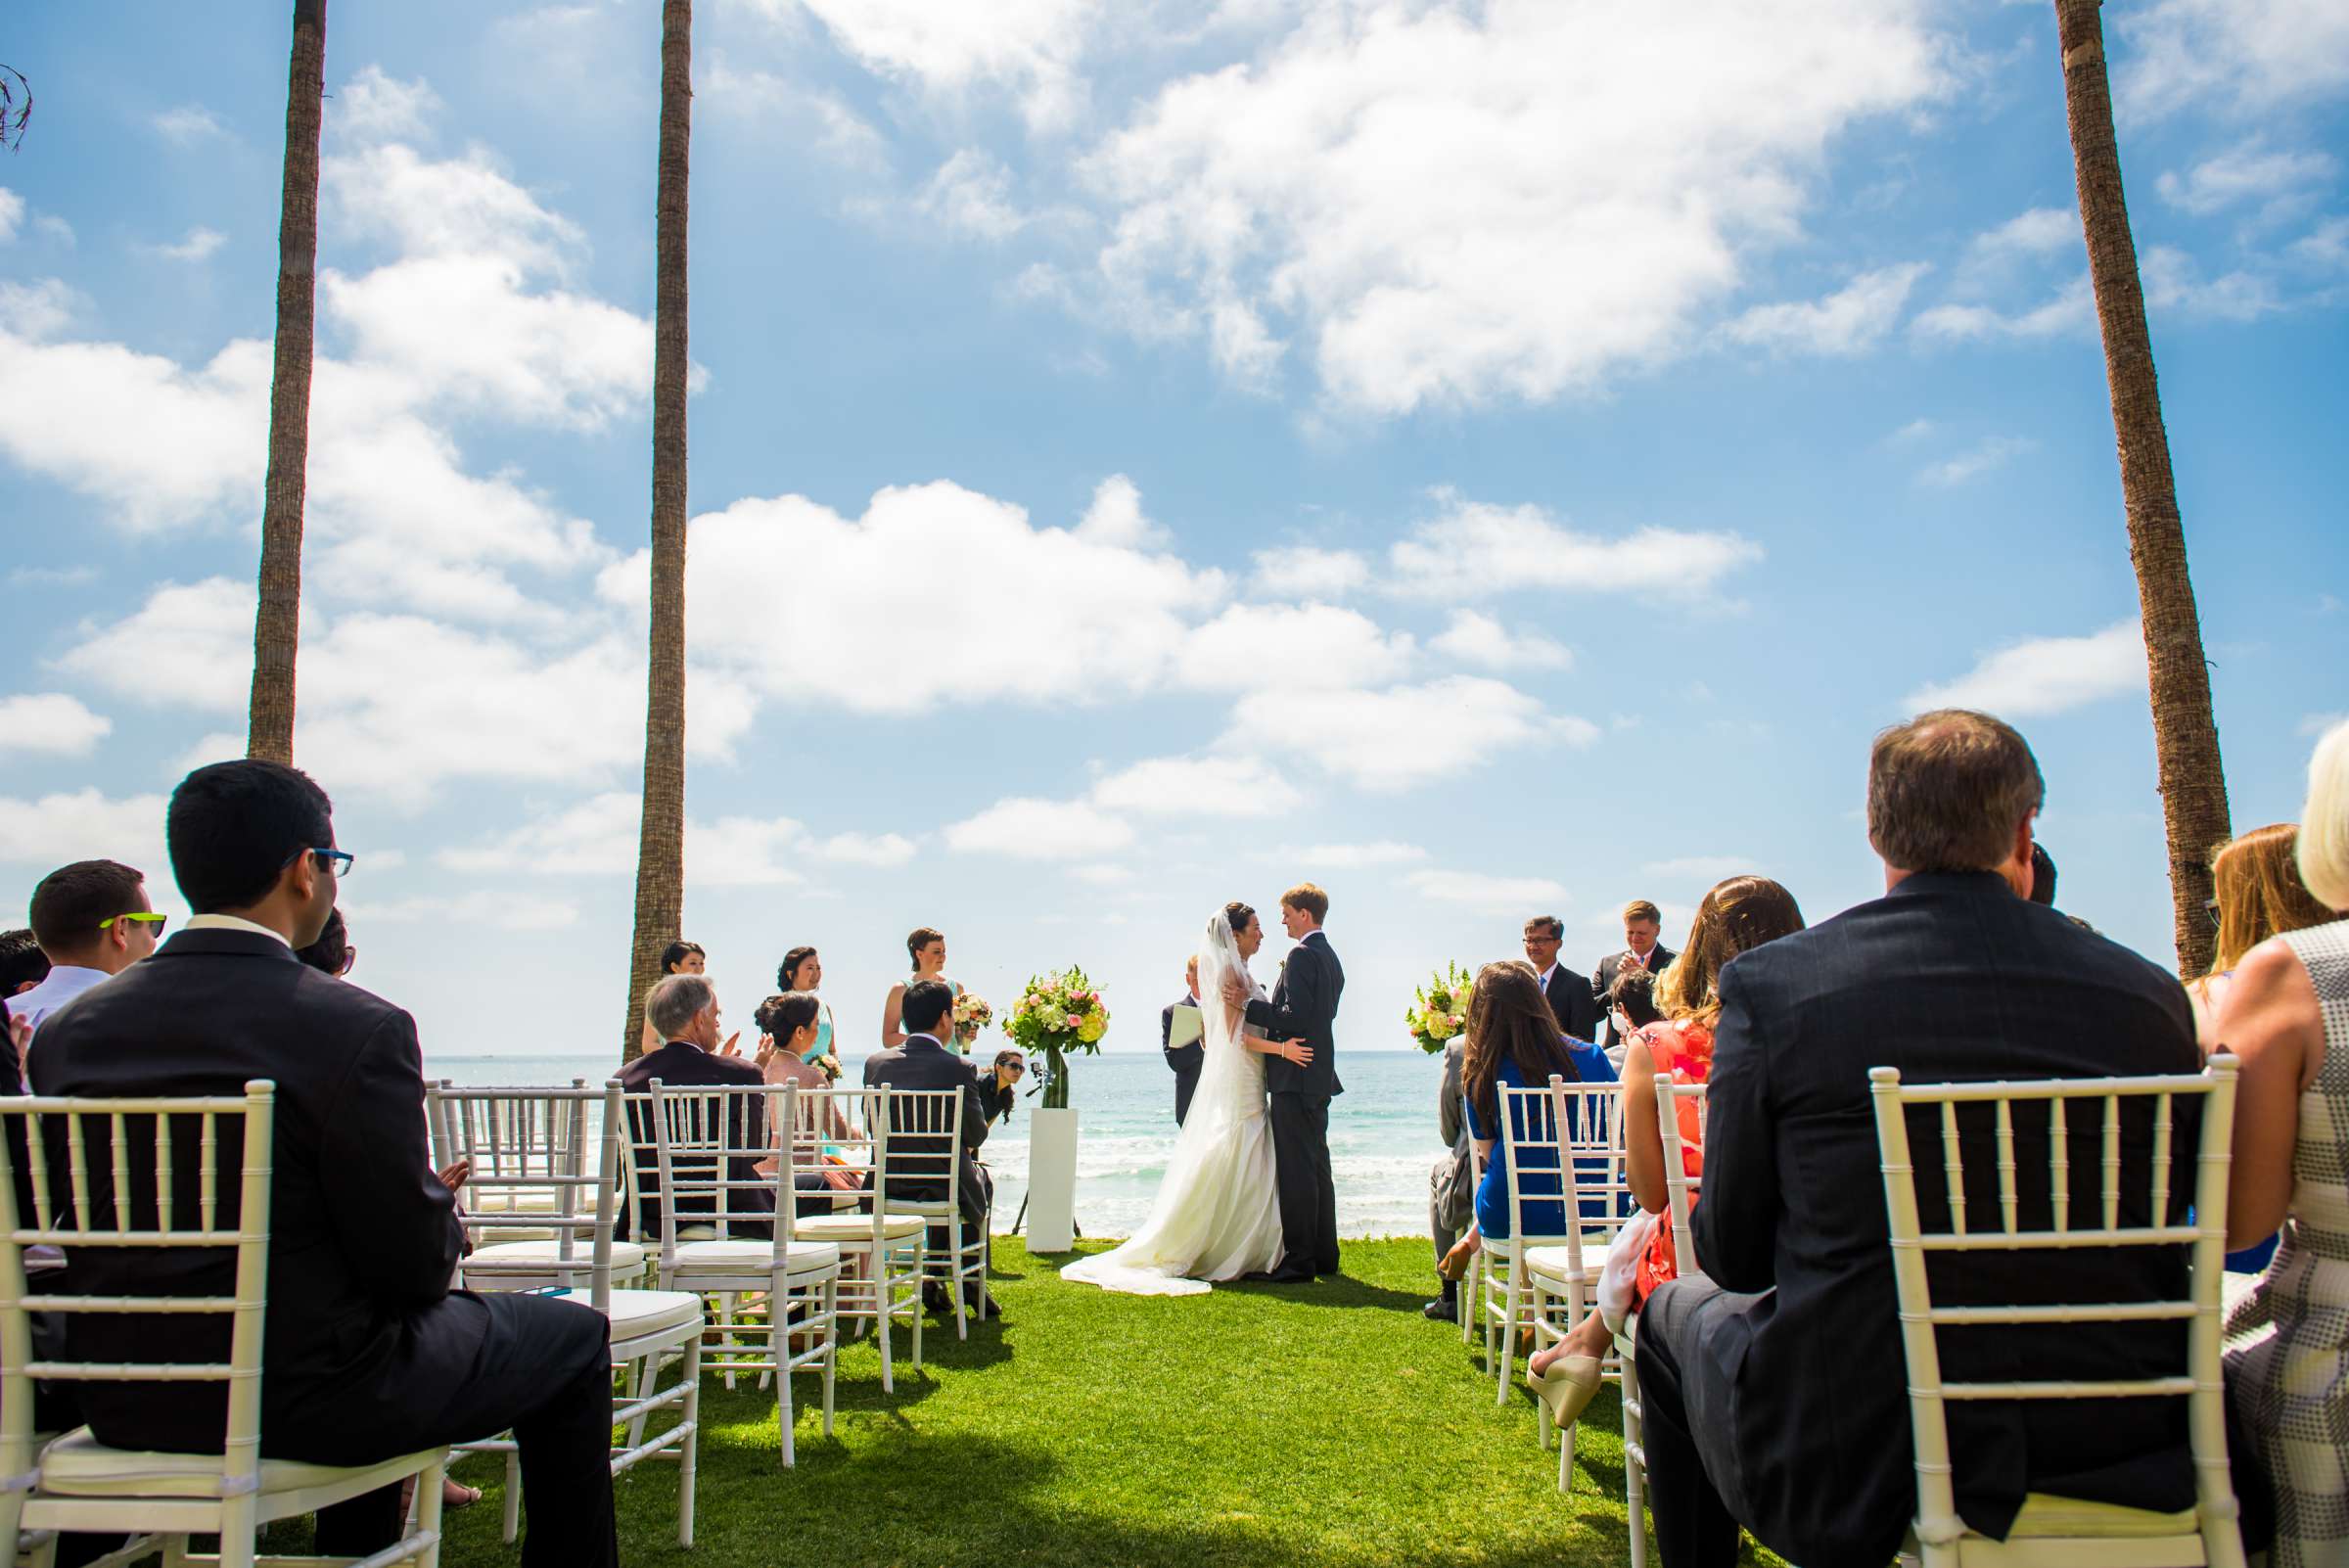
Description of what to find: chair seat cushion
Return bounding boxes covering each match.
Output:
[672,1239,841,1274]
[793,1212,927,1242]
[602,1287,708,1339]
[39,1429,439,1500]
[2004,1494,2199,1539]
[1520,1244,1598,1283]
[468,1239,645,1273]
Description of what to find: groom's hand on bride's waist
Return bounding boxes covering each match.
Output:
[1280,1039,1313,1066]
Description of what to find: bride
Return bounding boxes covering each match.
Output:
[1061,901,1306,1295]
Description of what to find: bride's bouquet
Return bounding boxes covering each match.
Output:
[1406,961,1475,1053]
[1003,965,1108,1110]
[952,992,993,1051]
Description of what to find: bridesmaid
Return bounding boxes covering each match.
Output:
[775,945,840,1075]
[881,925,963,1051]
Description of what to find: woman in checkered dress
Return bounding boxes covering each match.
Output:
[2224,721,2349,1567]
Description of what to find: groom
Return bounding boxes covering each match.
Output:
[1227,882,1344,1282]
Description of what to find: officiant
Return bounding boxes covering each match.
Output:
[1161,954,1204,1125]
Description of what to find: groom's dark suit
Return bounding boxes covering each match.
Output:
[1245,930,1344,1276]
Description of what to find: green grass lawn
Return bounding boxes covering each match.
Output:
[437,1236,1685,1568]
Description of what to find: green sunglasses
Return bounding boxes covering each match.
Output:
[98,912,168,937]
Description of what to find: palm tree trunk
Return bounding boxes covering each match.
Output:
[247,0,326,765]
[623,0,693,1061]
[2053,0,2230,975]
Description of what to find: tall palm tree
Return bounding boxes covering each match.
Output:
[2053,0,2230,975]
[247,0,327,765]
[623,0,693,1060]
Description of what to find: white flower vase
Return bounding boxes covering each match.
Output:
[1027,1105,1080,1253]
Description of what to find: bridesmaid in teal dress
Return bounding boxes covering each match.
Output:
[775,945,839,1070]
[883,925,963,1051]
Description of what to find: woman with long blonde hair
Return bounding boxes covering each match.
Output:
[2188,824,2331,1051]
[1523,875,1805,1431]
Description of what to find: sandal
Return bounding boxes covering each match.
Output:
[1527,1353,1604,1428]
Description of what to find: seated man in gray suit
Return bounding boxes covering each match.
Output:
[863,977,999,1318]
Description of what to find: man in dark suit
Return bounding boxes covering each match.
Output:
[1591,899,1675,1052]
[1161,954,1205,1126]
[28,760,617,1568]
[616,973,771,1240]
[863,978,998,1316]
[1522,914,1604,1042]
[1634,712,2204,1568]
[1232,884,1344,1281]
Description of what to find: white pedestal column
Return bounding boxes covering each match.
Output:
[1027,1105,1080,1253]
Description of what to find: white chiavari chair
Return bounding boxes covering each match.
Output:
[642,1081,841,1466]
[1521,1075,1634,1488]
[1616,1073,1706,1568]
[775,1086,927,1391]
[1459,1079,1483,1349]
[1871,1060,2247,1568]
[443,1081,707,1545]
[0,1082,440,1568]
[873,1088,987,1339]
[1482,1080,1622,1406]
[429,1080,647,1290]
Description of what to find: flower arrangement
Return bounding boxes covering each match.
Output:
[952,992,993,1052]
[1406,961,1475,1054]
[1003,965,1109,1109]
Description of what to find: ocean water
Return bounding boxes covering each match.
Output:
[426,1048,1451,1240]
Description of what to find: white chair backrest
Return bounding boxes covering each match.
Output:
[0,1082,277,1494]
[873,1088,963,1221]
[777,1085,886,1248]
[1496,1079,1610,1246]
[1545,1075,1632,1272]
[428,1081,622,1303]
[1867,1059,2242,1558]
[645,1081,802,1268]
[1652,1074,1707,1267]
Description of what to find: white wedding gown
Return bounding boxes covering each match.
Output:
[1061,910,1284,1295]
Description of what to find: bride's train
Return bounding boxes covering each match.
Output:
[1061,910,1283,1295]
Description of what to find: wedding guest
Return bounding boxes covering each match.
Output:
[1439,961,1615,1278]
[1592,899,1676,1052]
[1525,876,1806,1430]
[2188,824,2330,1053]
[293,906,355,977]
[1635,712,2202,1568]
[753,990,857,1214]
[882,926,962,1050]
[619,974,771,1238]
[774,945,840,1064]
[1523,915,1602,1044]
[636,938,711,1056]
[0,926,47,996]
[1161,954,1206,1125]
[28,759,619,1567]
[2222,719,2349,1568]
[1604,965,1664,1053]
[975,1050,1026,1127]
[864,978,997,1318]
[1423,1030,1473,1322]
[12,859,163,1038]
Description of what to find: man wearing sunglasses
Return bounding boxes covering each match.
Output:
[11,858,163,1041]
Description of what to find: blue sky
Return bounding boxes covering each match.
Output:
[2,0,2344,1063]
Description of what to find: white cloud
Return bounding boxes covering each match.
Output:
[1429,610,1571,671]
[1255,840,1428,869]
[1917,434,2035,487]
[332,67,444,146]
[915,149,1032,241]
[351,891,581,929]
[1911,273,2094,341]
[1888,417,1936,443]
[1641,853,1752,883]
[626,479,1227,715]
[0,188,20,243]
[1723,262,1929,356]
[700,62,890,171]
[944,797,1135,859]
[0,693,112,758]
[0,279,81,340]
[1902,620,2146,718]
[7,565,96,588]
[1967,207,2079,263]
[1073,472,1166,548]
[1249,545,1370,599]
[1079,0,1949,412]
[150,226,226,263]
[0,790,169,883]
[1404,868,1568,913]
[1091,754,1303,817]
[1175,600,1413,690]
[32,215,73,248]
[2301,713,2347,738]
[2114,0,2349,124]
[812,831,918,867]
[1387,489,1761,601]
[1226,675,1590,791]
[2140,245,2280,322]
[2293,217,2349,270]
[1069,862,1134,886]
[2156,142,2335,216]
[439,791,847,888]
[776,0,1101,129]
[151,105,229,144]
